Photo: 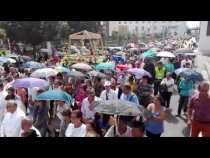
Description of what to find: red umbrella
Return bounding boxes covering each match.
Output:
[116,64,129,70]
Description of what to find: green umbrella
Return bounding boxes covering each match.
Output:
[143,49,156,57]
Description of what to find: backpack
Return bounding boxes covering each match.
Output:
[159,84,168,94]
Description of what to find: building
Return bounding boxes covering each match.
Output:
[107,21,188,37]
[198,21,210,56]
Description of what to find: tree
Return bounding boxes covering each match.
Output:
[68,21,101,33]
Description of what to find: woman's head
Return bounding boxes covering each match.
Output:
[71,110,83,125]
[62,109,71,123]
[86,120,97,132]
[152,95,163,106]
[142,76,149,84]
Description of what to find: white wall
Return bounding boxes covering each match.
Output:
[198,21,210,56]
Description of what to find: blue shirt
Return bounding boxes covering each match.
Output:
[179,79,193,96]
[145,111,164,134]
[120,92,139,105]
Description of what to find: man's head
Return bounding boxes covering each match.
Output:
[104,81,111,91]
[21,117,33,131]
[111,78,117,88]
[6,100,17,113]
[7,87,15,96]
[122,82,131,95]
[142,75,149,84]
[130,116,145,137]
[62,109,71,123]
[88,88,95,102]
[157,61,163,68]
[198,82,209,97]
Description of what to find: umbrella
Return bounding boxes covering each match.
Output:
[96,62,115,71]
[93,100,144,116]
[176,48,194,54]
[143,49,156,58]
[21,55,32,61]
[31,68,58,78]
[22,61,44,69]
[156,51,175,58]
[67,70,85,78]
[174,68,191,75]
[112,55,125,62]
[116,64,129,70]
[88,70,106,78]
[71,63,92,71]
[127,68,151,79]
[36,89,72,104]
[179,69,203,82]
[0,57,16,63]
[55,66,71,74]
[12,77,49,88]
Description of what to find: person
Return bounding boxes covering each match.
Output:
[100,80,117,101]
[81,88,101,121]
[59,109,71,137]
[94,77,104,97]
[0,100,25,137]
[164,59,175,73]
[137,75,153,107]
[188,82,210,137]
[116,116,132,137]
[120,82,139,105]
[143,58,155,83]
[75,84,87,109]
[65,110,86,137]
[154,61,166,96]
[128,75,137,93]
[33,100,49,137]
[20,117,41,137]
[22,129,39,137]
[110,78,119,96]
[177,78,193,117]
[85,120,101,137]
[0,82,6,123]
[160,72,175,108]
[181,56,192,68]
[48,100,70,137]
[145,96,166,137]
[130,116,145,137]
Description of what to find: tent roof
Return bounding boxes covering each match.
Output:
[69,30,102,40]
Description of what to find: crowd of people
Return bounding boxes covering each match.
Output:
[0,42,209,138]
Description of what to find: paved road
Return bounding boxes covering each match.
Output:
[162,54,210,137]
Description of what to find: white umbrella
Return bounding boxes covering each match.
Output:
[71,63,92,71]
[31,68,58,78]
[157,51,175,58]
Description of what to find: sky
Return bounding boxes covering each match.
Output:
[186,21,200,28]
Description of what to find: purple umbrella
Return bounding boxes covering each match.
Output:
[127,68,151,79]
[12,77,49,88]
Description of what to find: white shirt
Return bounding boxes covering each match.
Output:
[0,108,25,137]
[56,104,70,121]
[116,126,132,137]
[65,123,86,137]
[100,89,118,101]
[161,78,175,92]
[81,97,101,120]
[0,91,7,124]
[19,126,41,137]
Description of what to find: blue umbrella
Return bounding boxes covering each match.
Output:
[36,89,72,104]
[0,57,16,63]
[112,55,125,62]
[179,69,203,82]
[96,62,115,71]
[55,66,71,74]
[174,68,190,75]
[22,61,44,69]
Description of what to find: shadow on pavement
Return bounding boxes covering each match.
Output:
[165,111,179,124]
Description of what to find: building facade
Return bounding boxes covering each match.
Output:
[107,21,188,37]
[198,21,210,56]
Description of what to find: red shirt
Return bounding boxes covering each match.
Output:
[189,94,210,122]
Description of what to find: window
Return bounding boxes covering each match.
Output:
[142,21,145,23]
[136,21,138,24]
[148,28,150,32]
[207,21,210,36]
[142,26,144,31]
[130,21,132,24]
[124,21,127,24]
[119,21,121,24]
